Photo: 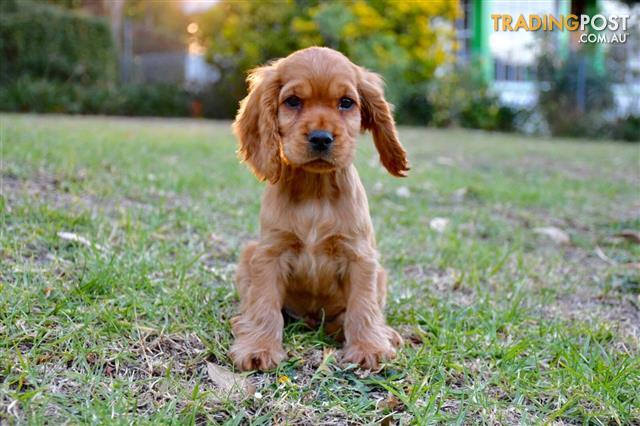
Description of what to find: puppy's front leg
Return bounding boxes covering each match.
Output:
[230,245,286,371]
[343,255,401,369]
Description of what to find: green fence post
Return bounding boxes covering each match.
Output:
[589,0,606,74]
[557,0,570,59]
[471,0,493,82]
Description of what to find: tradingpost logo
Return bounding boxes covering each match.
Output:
[491,13,630,44]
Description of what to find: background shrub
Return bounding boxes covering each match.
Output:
[108,84,191,117]
[536,52,615,138]
[610,115,640,142]
[0,0,191,118]
[426,63,519,132]
[0,0,116,85]
[0,78,190,117]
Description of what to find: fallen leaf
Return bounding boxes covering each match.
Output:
[86,352,98,365]
[407,334,423,346]
[595,246,616,265]
[452,270,464,290]
[104,364,114,377]
[378,393,405,412]
[36,354,52,364]
[615,230,640,245]
[533,227,570,244]
[452,187,468,202]
[57,231,105,251]
[7,400,19,418]
[209,233,226,244]
[277,375,290,384]
[382,199,407,211]
[429,217,450,233]
[206,362,255,397]
[317,348,336,373]
[395,186,411,198]
[436,156,455,166]
[355,368,373,378]
[458,222,476,235]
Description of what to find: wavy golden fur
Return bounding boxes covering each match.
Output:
[230,47,409,371]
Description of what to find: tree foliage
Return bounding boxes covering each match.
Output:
[196,0,459,121]
[124,0,190,37]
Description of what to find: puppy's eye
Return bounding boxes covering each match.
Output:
[284,96,302,109]
[338,97,355,110]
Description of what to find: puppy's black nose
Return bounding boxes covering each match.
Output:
[308,130,334,152]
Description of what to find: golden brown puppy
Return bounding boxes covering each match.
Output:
[231,46,409,371]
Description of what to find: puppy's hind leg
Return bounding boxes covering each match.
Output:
[234,241,258,302]
[376,266,403,349]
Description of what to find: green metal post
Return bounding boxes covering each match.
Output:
[470,0,493,82]
[557,0,571,58]
[589,0,605,74]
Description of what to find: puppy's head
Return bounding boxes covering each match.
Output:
[234,47,409,183]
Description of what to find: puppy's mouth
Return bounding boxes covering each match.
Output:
[302,158,336,173]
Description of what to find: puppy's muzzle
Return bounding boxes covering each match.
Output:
[308,130,334,153]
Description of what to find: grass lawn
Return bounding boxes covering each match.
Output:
[1,113,639,424]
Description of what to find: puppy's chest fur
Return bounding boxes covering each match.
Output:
[262,175,370,318]
[280,199,354,317]
[288,198,352,281]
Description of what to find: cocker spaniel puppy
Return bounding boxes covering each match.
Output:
[231,46,409,371]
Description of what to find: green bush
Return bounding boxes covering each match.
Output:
[537,52,614,138]
[610,115,640,142]
[0,0,189,118]
[106,85,191,117]
[395,85,434,126]
[535,51,639,141]
[0,0,115,85]
[0,78,190,117]
[426,63,519,132]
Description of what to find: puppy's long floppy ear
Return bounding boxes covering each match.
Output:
[357,67,409,177]
[233,63,282,183]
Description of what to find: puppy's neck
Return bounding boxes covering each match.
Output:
[276,166,352,203]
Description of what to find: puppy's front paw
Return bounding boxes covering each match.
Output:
[342,341,396,370]
[385,326,403,348]
[230,339,286,371]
